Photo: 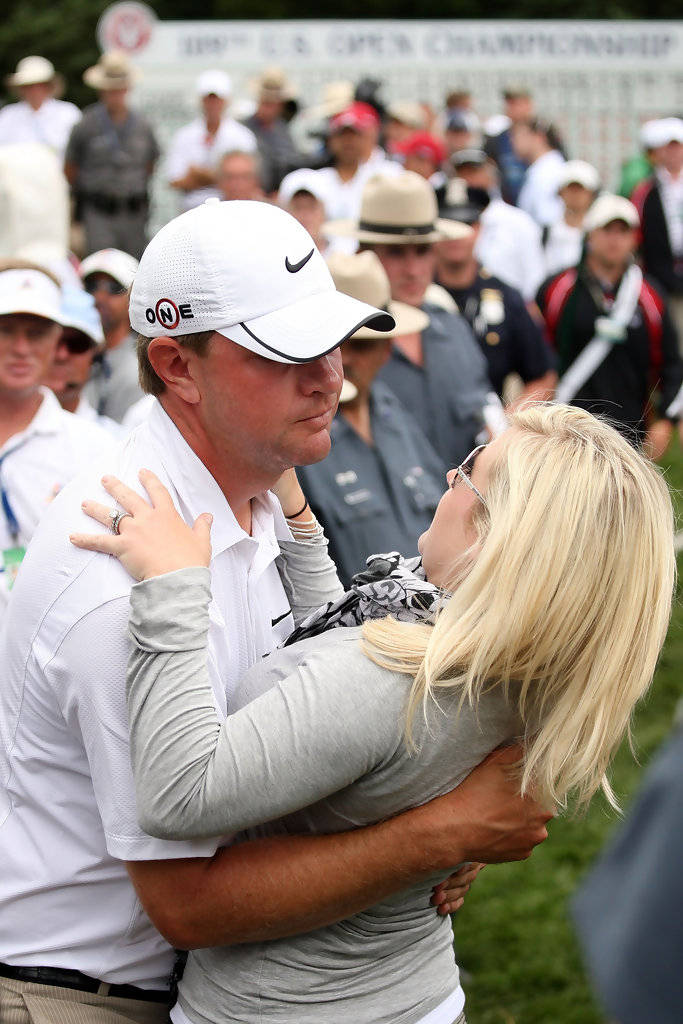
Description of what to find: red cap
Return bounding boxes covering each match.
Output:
[397,131,448,166]
[329,101,380,134]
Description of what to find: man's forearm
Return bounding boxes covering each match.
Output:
[127,746,551,949]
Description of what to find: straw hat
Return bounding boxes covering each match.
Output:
[83,50,140,91]
[323,171,473,245]
[6,56,61,92]
[327,251,429,340]
[251,66,296,103]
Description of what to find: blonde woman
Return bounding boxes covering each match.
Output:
[72,403,675,1024]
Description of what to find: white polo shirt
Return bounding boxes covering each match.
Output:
[517,149,566,227]
[0,387,115,613]
[0,401,294,988]
[0,98,81,159]
[476,198,546,302]
[165,116,258,210]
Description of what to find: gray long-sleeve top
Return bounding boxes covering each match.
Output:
[127,569,521,1024]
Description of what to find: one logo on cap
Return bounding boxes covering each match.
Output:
[285,249,315,274]
[145,299,194,327]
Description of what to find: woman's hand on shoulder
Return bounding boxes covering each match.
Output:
[70,468,212,581]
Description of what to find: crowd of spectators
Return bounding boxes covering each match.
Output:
[0,43,682,1024]
[0,47,682,591]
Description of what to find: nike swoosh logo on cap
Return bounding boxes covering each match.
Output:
[285,249,315,273]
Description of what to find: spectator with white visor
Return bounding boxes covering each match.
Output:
[0,56,80,159]
[44,286,121,436]
[323,171,494,467]
[537,193,683,458]
[165,70,257,212]
[0,262,113,615]
[542,160,601,277]
[79,247,143,422]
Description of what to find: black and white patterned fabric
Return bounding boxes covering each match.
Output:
[283,551,444,647]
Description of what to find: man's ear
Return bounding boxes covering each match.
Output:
[147,337,201,404]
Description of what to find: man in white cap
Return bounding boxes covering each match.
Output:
[79,248,144,421]
[542,159,601,277]
[537,194,682,457]
[278,167,332,252]
[0,56,80,159]
[44,286,121,436]
[0,200,550,1022]
[165,69,257,212]
[65,51,159,258]
[0,262,113,616]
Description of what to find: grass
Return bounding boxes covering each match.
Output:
[453,441,683,1024]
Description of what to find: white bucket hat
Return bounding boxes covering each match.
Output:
[326,251,429,339]
[6,56,57,89]
[323,171,473,245]
[583,194,639,233]
[79,249,139,290]
[129,199,394,363]
[0,268,61,322]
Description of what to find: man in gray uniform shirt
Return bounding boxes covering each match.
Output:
[65,51,159,259]
[298,252,446,586]
[324,172,493,467]
[0,200,551,1023]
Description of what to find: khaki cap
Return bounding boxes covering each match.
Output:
[327,251,429,340]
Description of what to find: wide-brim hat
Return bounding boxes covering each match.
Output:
[129,199,394,364]
[327,251,430,340]
[323,171,473,245]
[83,50,140,91]
[6,56,64,97]
[250,65,296,103]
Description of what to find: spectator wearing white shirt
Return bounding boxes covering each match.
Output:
[0,56,80,160]
[0,263,113,614]
[44,286,121,436]
[542,160,601,277]
[165,70,257,211]
[512,118,566,227]
[452,149,545,302]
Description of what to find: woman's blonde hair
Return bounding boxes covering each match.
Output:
[362,403,675,811]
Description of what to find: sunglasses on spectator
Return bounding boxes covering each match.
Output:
[60,328,96,354]
[84,276,127,296]
[451,444,487,503]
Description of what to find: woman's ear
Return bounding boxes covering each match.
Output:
[147,337,201,404]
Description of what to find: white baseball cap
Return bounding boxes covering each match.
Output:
[278,169,332,213]
[196,70,232,100]
[556,160,600,193]
[640,117,683,150]
[58,286,104,346]
[0,268,61,321]
[79,249,139,290]
[583,194,639,233]
[129,199,394,363]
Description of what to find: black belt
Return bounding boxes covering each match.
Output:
[0,961,168,1003]
[84,193,147,215]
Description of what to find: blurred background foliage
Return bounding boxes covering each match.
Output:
[0,0,679,108]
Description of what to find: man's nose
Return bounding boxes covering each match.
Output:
[300,351,343,393]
